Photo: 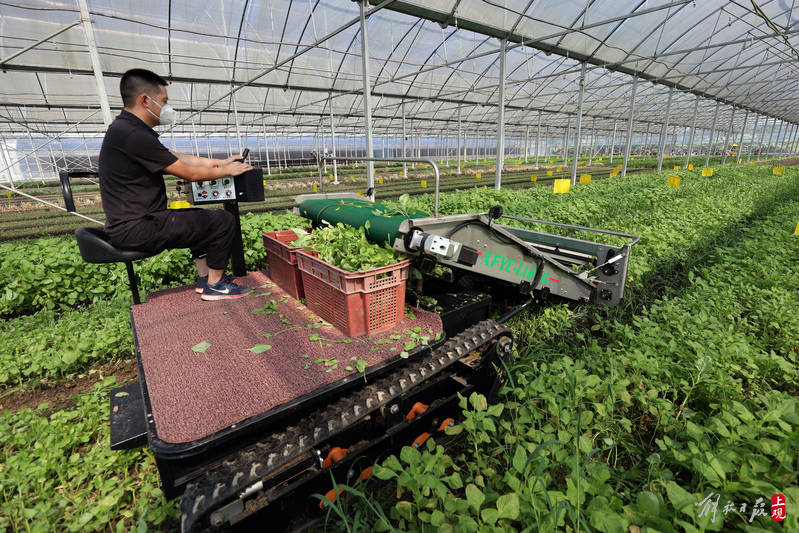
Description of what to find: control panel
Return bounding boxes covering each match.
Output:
[191,177,236,203]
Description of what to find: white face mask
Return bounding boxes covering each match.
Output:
[146,96,177,126]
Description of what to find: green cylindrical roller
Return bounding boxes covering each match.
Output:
[298,198,428,244]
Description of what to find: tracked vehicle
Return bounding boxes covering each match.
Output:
[107,157,637,531]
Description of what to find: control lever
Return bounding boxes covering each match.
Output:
[236,148,250,162]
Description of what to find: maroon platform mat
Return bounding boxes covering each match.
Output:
[131,271,443,444]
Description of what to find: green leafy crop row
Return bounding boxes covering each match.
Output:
[323,165,799,532]
[0,297,132,386]
[0,210,304,318]
[0,380,179,532]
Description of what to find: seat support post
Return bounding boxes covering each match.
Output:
[125,261,141,305]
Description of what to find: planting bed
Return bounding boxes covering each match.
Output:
[1,162,797,531]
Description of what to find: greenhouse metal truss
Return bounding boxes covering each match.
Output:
[1,0,798,187]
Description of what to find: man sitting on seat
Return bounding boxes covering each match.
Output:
[99,68,252,300]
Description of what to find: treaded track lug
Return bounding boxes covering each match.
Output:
[180,319,510,532]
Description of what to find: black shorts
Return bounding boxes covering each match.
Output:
[108,208,235,270]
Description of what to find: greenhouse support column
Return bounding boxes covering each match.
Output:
[757,118,768,160]
[736,111,748,164]
[765,119,776,158]
[621,76,638,178]
[570,63,586,184]
[721,108,735,165]
[705,102,720,168]
[191,121,200,156]
[746,115,759,163]
[24,131,44,182]
[535,111,541,168]
[359,0,375,199]
[785,124,795,156]
[790,124,799,155]
[231,96,243,153]
[401,103,407,178]
[494,38,507,191]
[261,119,271,176]
[457,107,462,174]
[685,95,699,167]
[774,120,784,156]
[773,121,784,157]
[609,121,617,164]
[78,0,112,127]
[524,125,529,164]
[656,86,674,172]
[780,122,788,156]
[0,137,17,188]
[328,100,337,183]
[563,118,570,165]
[588,117,596,165]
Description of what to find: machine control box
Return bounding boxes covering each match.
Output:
[185,168,264,205]
[191,177,236,203]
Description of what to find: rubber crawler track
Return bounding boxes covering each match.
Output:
[180,319,511,532]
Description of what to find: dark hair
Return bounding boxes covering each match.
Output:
[120,69,168,107]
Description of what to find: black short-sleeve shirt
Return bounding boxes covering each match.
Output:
[98,110,178,234]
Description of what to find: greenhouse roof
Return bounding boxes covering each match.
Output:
[1,0,797,136]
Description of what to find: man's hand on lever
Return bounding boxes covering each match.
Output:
[226,161,253,176]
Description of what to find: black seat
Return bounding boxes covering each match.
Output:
[60,171,156,304]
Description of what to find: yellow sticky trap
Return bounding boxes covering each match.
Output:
[616,164,623,170]
[530,175,537,182]
[556,167,562,172]
[773,166,786,175]
[309,172,314,177]
[6,192,10,198]
[263,179,267,185]
[795,221,799,235]
[170,200,191,209]
[515,161,521,166]
[491,165,495,170]
[312,183,318,192]
[553,179,570,194]
[579,174,591,185]
[668,175,681,188]
[609,170,619,178]
[687,164,694,170]
[329,174,334,180]
[421,180,427,188]
[701,168,713,177]
[546,170,554,176]
[475,172,482,179]
[749,161,755,166]
[673,165,681,171]
[378,177,383,184]
[357,191,364,196]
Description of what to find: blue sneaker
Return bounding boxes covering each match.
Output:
[195,274,235,293]
[201,279,251,301]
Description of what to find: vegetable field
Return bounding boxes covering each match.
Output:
[1,163,798,532]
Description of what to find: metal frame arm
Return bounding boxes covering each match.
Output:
[496,214,640,246]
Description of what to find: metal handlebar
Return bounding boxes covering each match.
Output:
[316,155,442,217]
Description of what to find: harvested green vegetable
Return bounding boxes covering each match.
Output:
[290,223,404,272]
